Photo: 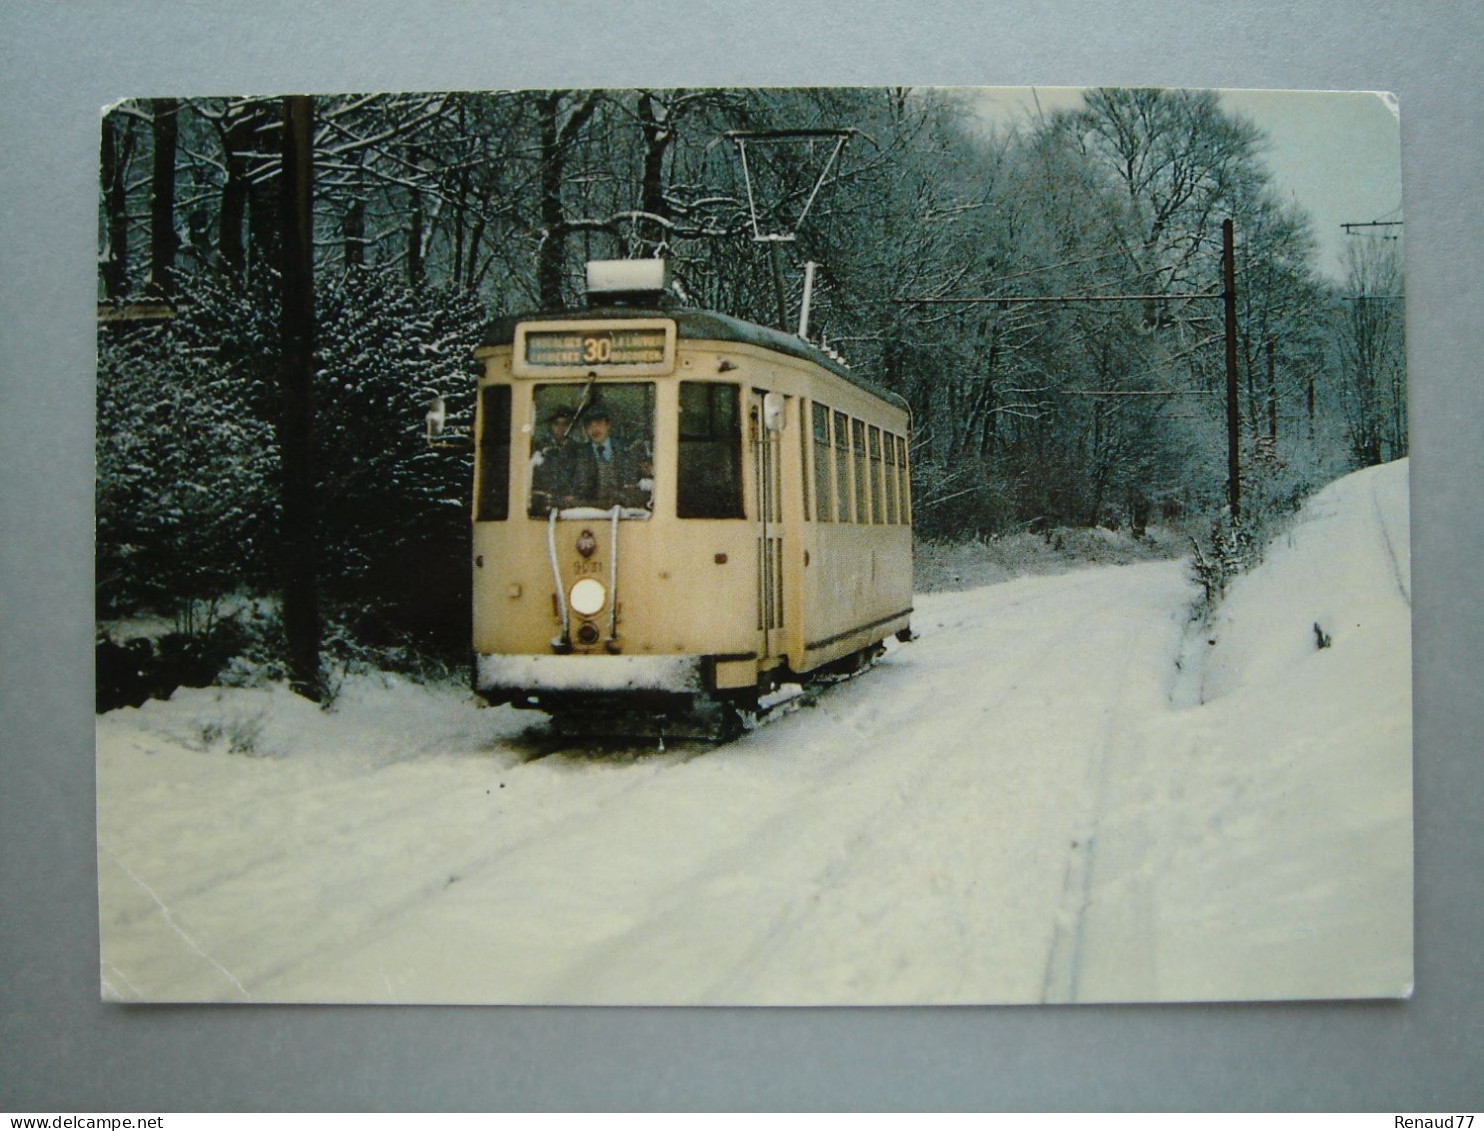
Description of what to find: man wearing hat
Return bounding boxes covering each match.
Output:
[529,404,576,514]
[566,403,648,510]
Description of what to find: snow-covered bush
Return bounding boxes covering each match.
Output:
[1187,457,1316,620]
[313,269,485,659]
[95,617,254,711]
[915,523,1186,592]
[96,272,280,620]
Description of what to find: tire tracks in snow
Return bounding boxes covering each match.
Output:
[102,711,695,999]
[244,741,707,999]
[1037,565,1195,1003]
[100,760,502,935]
[538,636,1068,1003]
[1370,468,1411,606]
[1037,624,1137,1004]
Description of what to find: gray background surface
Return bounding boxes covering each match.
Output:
[2,0,1479,1112]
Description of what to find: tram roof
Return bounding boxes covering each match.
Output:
[480,305,900,406]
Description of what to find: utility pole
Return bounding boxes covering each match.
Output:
[277,94,323,701]
[769,241,790,332]
[1307,364,1316,443]
[1223,218,1241,518]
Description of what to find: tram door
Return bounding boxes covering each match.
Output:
[751,390,786,660]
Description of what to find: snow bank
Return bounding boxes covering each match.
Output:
[915,524,1186,593]
[1083,459,1412,1000]
[1202,459,1410,702]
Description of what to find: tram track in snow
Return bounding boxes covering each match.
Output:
[245,739,721,999]
[535,565,1187,1004]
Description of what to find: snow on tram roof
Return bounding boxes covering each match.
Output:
[480,305,901,406]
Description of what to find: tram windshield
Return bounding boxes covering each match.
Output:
[529,383,655,518]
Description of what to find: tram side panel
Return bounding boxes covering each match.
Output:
[674,342,913,682]
[796,373,913,675]
[676,343,911,682]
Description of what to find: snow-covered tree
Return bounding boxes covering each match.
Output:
[313,269,484,651]
[96,278,279,619]
[1333,239,1407,467]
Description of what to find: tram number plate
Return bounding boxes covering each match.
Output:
[525,328,668,367]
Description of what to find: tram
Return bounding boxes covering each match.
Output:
[455,259,912,736]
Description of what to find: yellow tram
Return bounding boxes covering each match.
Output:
[465,260,912,735]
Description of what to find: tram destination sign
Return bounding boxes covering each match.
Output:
[511,319,677,377]
[526,328,667,367]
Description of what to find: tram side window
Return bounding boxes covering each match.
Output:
[800,399,812,521]
[812,402,832,523]
[870,426,886,525]
[883,431,899,524]
[896,434,911,524]
[677,382,744,519]
[853,418,871,524]
[476,385,512,521]
[832,411,852,522]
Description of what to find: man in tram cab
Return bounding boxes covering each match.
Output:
[529,404,576,514]
[565,404,651,511]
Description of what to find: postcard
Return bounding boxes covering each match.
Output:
[95,86,1409,1004]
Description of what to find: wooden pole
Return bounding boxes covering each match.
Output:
[278,94,323,701]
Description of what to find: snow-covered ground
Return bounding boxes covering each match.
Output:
[95,460,1412,1004]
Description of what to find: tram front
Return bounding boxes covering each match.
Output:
[468,261,766,734]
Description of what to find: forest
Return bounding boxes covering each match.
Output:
[94,86,1407,701]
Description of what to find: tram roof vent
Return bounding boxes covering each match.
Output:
[586,259,669,306]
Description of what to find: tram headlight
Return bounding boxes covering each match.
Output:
[569,577,607,617]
